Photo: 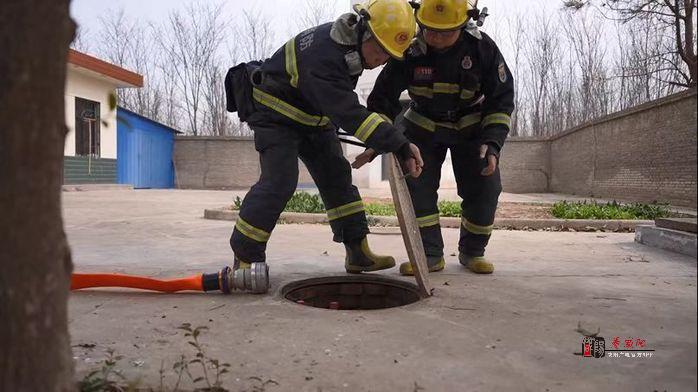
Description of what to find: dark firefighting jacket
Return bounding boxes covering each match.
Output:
[367,27,514,152]
[237,14,410,155]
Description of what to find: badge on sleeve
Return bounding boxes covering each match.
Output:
[461,55,473,70]
[498,62,507,83]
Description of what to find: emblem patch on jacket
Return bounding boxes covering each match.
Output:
[461,56,473,70]
[498,62,507,83]
[414,67,434,81]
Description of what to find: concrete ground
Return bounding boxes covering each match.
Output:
[65,189,697,392]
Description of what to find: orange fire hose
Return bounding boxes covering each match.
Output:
[71,273,204,293]
[69,264,270,295]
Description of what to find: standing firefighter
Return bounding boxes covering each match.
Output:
[224,0,424,274]
[356,0,514,275]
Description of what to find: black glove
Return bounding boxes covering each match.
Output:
[365,149,379,163]
[395,142,423,177]
[396,142,414,163]
[479,143,500,175]
[484,143,500,160]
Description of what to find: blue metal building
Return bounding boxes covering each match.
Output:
[116,107,181,189]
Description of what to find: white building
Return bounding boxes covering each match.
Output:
[63,49,143,184]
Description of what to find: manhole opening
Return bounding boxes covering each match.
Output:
[282,276,420,310]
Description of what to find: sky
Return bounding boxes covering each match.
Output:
[69,0,581,98]
[70,0,569,53]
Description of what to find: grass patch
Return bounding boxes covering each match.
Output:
[364,203,396,216]
[234,193,674,221]
[282,191,325,214]
[251,192,464,218]
[437,201,462,217]
[551,201,671,220]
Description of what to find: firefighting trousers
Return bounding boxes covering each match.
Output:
[230,119,370,263]
[404,123,502,258]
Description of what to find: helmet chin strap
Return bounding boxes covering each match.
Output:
[355,9,371,69]
[356,9,378,69]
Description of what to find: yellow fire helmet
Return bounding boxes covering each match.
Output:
[353,0,417,60]
[416,0,470,31]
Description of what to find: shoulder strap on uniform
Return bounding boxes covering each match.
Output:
[344,50,363,76]
[464,20,483,40]
[407,34,428,57]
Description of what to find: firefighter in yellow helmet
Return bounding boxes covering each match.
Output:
[224,0,423,275]
[416,0,470,31]
[355,0,515,275]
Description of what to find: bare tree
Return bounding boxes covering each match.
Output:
[97,11,170,125]
[0,0,75,389]
[97,8,134,69]
[159,2,228,135]
[71,24,90,53]
[524,15,563,136]
[505,2,689,137]
[613,19,632,109]
[236,8,275,62]
[562,10,612,123]
[295,0,340,31]
[97,9,140,112]
[203,63,233,136]
[202,39,256,137]
[154,23,183,130]
[505,14,526,136]
[126,23,164,122]
[565,0,697,87]
[614,17,678,108]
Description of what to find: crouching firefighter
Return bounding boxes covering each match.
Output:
[354,0,514,275]
[224,0,424,275]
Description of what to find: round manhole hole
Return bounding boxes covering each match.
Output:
[282,275,420,310]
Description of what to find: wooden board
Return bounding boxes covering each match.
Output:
[387,153,433,298]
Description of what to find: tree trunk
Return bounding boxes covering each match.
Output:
[0,0,76,390]
[682,0,697,87]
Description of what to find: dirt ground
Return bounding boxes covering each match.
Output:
[495,202,555,219]
[363,200,557,219]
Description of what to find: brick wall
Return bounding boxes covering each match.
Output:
[500,137,551,194]
[550,90,697,207]
[173,136,313,190]
[173,90,697,207]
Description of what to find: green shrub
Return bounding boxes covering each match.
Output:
[438,201,462,217]
[232,196,243,210]
[256,192,466,218]
[238,193,672,221]
[365,203,396,216]
[283,192,326,214]
[551,201,671,220]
